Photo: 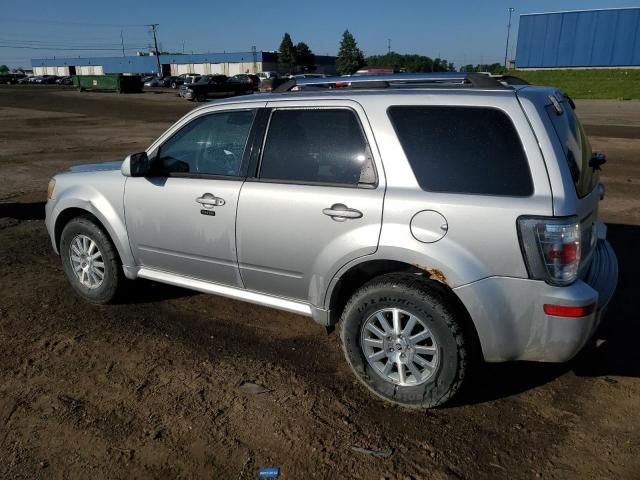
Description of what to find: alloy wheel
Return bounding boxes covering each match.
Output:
[360,307,439,386]
[69,234,105,289]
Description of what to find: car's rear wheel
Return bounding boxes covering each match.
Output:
[340,273,473,408]
[60,216,122,304]
[196,93,206,102]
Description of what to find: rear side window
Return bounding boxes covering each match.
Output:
[259,109,376,186]
[388,106,533,196]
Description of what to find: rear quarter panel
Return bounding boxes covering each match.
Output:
[346,92,554,289]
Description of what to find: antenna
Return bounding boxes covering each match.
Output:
[120,30,125,57]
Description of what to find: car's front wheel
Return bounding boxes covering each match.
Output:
[60,216,122,304]
[340,273,474,408]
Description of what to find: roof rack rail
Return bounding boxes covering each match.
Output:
[273,72,529,93]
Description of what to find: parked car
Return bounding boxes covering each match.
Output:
[143,76,164,88]
[230,74,260,90]
[44,73,618,408]
[257,71,279,80]
[55,76,74,85]
[178,74,254,101]
[160,76,178,87]
[258,76,289,93]
[169,73,195,89]
[0,73,26,84]
[32,75,57,84]
[288,73,326,79]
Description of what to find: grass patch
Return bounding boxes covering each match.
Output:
[511,69,640,100]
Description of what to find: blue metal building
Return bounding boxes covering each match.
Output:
[515,7,640,68]
[31,51,337,76]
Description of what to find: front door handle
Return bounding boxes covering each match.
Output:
[196,193,225,207]
[323,203,363,222]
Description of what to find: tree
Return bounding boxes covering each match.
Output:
[458,63,505,74]
[364,53,457,73]
[0,65,9,75]
[278,33,297,73]
[336,30,365,75]
[295,42,315,73]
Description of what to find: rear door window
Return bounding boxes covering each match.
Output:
[388,106,533,196]
[545,98,597,198]
[258,109,376,187]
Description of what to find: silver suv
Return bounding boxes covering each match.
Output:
[45,73,618,407]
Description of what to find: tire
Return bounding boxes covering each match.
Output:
[196,93,206,102]
[59,216,122,304]
[339,273,473,408]
[171,82,177,89]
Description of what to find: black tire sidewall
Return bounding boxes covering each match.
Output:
[59,218,120,304]
[341,280,464,407]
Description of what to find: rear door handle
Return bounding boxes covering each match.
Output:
[196,193,225,207]
[323,203,363,222]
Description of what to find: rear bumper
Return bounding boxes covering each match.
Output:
[455,238,618,363]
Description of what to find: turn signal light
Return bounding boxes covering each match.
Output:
[47,178,56,199]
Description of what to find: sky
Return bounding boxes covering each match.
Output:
[0,0,633,69]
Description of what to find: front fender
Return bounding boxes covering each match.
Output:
[48,183,135,270]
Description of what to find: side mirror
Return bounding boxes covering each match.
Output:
[121,152,151,177]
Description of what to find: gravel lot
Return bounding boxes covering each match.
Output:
[1,86,639,479]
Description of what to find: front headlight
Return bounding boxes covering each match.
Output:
[47,178,56,199]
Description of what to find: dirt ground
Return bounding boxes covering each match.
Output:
[0,85,638,479]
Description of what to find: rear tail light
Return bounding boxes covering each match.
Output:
[517,216,581,286]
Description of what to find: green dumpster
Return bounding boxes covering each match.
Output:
[73,74,143,93]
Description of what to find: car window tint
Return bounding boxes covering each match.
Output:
[388,106,533,196]
[259,109,375,186]
[158,110,254,176]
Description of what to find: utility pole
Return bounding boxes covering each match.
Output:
[182,40,185,54]
[504,7,515,69]
[147,23,161,76]
[387,38,391,54]
[251,46,257,74]
[120,30,125,57]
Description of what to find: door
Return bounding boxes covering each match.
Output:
[236,105,385,305]
[125,108,257,287]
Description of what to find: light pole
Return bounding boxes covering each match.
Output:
[504,7,515,69]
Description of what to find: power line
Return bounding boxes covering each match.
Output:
[0,45,148,51]
[0,17,146,28]
[0,40,145,49]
